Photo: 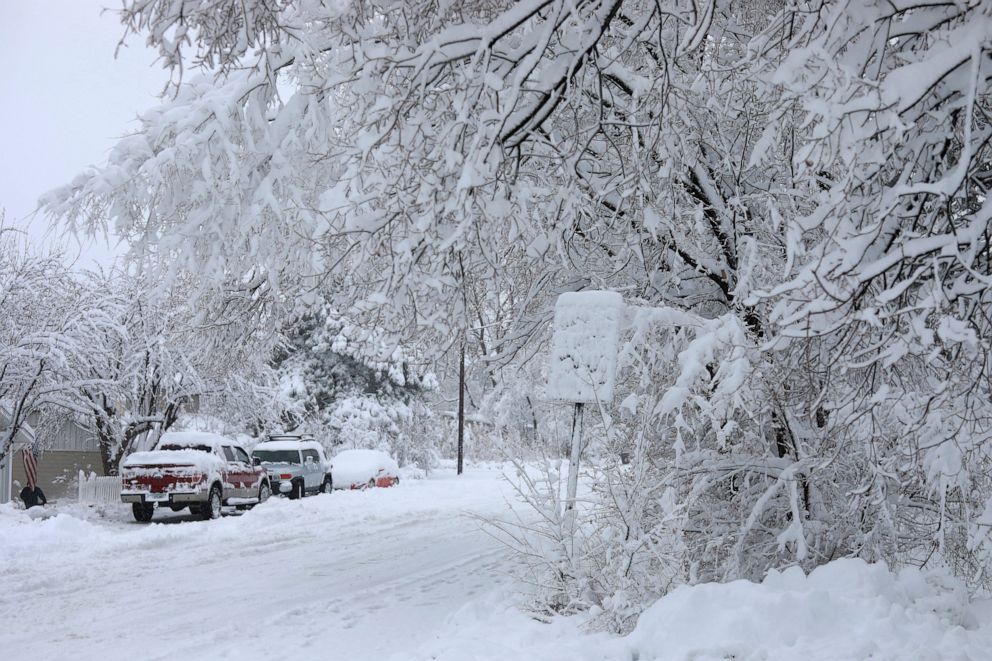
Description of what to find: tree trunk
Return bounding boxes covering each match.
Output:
[94,414,119,476]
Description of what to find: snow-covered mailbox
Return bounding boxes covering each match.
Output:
[546,291,624,518]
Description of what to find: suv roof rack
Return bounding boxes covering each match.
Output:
[266,434,316,442]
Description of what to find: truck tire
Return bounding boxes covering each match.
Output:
[132,503,154,523]
[201,486,222,520]
[251,481,271,508]
[321,477,333,494]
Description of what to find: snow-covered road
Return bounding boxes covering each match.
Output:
[8,464,990,661]
[0,467,518,661]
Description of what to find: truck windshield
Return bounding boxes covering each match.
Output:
[253,450,300,464]
[158,444,212,453]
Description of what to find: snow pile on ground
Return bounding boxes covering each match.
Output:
[625,559,990,661]
[414,558,992,661]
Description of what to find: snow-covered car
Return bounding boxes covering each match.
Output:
[252,436,333,498]
[331,449,400,489]
[121,431,270,522]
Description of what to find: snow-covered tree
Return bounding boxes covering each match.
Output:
[40,0,992,622]
[0,218,117,462]
[64,268,278,474]
[274,300,434,463]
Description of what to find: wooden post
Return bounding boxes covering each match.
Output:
[457,342,465,475]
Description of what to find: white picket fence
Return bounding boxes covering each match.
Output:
[77,471,122,505]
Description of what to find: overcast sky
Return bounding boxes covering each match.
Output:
[0,0,166,267]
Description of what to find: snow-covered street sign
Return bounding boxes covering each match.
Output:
[546,291,624,404]
[546,291,625,532]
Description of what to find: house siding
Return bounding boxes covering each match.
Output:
[11,450,105,502]
[5,423,103,502]
[54,423,101,452]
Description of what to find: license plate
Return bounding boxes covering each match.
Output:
[146,493,169,502]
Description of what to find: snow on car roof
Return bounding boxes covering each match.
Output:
[332,449,396,466]
[333,448,383,458]
[255,439,322,449]
[122,449,226,471]
[156,431,236,452]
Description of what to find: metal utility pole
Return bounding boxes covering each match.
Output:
[457,342,465,475]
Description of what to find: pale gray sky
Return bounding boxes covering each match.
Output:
[0,0,166,267]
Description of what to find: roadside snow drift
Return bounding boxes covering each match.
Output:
[416,559,992,661]
[624,559,989,661]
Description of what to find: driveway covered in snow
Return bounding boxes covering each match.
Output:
[0,467,517,660]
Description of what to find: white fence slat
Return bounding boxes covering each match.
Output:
[77,471,122,504]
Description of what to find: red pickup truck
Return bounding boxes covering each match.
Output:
[120,431,270,522]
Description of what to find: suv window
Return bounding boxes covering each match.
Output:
[222,446,237,462]
[234,447,251,464]
[302,449,321,465]
[253,449,300,464]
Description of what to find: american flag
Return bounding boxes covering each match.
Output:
[21,445,39,490]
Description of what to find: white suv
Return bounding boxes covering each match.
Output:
[252,436,333,499]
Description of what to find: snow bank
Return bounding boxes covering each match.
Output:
[5,466,990,661]
[625,559,988,660]
[415,559,992,661]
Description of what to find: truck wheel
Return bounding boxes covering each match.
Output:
[290,480,305,500]
[252,481,271,508]
[367,478,375,490]
[201,486,222,520]
[321,477,333,494]
[132,503,154,523]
